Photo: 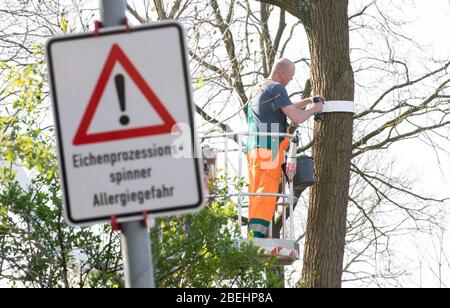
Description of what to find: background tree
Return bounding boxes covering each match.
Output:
[258,0,355,288]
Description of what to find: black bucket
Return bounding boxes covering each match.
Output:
[282,155,315,192]
[294,155,315,191]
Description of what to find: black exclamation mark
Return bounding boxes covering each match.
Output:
[115,74,130,126]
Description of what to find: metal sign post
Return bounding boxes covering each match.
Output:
[100,0,154,289]
[121,218,155,288]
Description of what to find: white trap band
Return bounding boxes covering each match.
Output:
[322,101,355,113]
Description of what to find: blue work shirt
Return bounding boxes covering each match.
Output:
[246,80,293,153]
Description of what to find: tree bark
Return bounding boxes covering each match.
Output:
[301,0,354,288]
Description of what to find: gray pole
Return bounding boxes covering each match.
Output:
[100,0,127,27]
[99,0,155,288]
[121,220,155,288]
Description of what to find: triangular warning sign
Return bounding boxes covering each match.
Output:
[73,44,177,146]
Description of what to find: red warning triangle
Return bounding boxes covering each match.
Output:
[73,44,177,146]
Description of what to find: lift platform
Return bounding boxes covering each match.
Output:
[202,131,301,266]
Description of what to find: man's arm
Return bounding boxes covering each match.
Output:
[282,103,323,125]
[271,84,323,124]
[293,97,313,110]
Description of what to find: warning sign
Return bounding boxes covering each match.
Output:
[73,44,177,145]
[47,22,204,227]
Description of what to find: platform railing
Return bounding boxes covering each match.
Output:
[201,131,297,241]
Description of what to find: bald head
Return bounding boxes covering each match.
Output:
[271,58,295,74]
[269,58,295,86]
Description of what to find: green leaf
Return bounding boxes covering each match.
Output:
[196,75,205,89]
[5,151,14,163]
[61,18,68,33]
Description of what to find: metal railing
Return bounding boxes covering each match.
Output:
[202,131,298,241]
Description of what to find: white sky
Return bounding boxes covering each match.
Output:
[383,1,450,202]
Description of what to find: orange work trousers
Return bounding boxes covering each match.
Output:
[246,138,290,224]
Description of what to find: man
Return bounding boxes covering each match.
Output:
[246,58,323,238]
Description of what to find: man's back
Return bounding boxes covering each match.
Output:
[246,80,293,152]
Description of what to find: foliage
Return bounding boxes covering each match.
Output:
[152,172,281,288]
[0,59,123,288]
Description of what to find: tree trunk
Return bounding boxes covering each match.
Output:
[301,0,354,288]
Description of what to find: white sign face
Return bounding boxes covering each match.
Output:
[47,22,204,227]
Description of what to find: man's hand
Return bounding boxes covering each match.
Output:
[312,96,325,121]
[283,95,325,124]
[312,101,324,114]
[312,95,325,104]
[295,97,320,109]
